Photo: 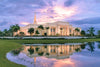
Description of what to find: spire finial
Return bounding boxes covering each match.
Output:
[34,12,37,24]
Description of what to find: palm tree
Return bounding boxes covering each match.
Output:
[75,28,80,36]
[60,28,63,36]
[0,31,3,36]
[8,28,13,36]
[87,27,95,37]
[19,32,25,37]
[45,27,49,36]
[81,30,86,36]
[38,25,44,35]
[3,29,9,36]
[35,30,40,36]
[10,24,20,36]
[28,28,34,36]
[97,30,100,37]
[38,25,44,29]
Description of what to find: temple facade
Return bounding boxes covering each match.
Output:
[15,13,81,36]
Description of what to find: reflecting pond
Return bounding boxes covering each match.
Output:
[7,42,100,67]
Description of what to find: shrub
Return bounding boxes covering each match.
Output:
[44,45,47,48]
[75,48,80,52]
[11,48,23,55]
[46,53,50,55]
[44,33,47,36]
[38,52,44,56]
[60,52,63,54]
[35,47,39,52]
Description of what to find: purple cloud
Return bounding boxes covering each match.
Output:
[0,0,100,31]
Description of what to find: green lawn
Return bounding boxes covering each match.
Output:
[11,38,100,44]
[1,38,100,67]
[0,40,25,67]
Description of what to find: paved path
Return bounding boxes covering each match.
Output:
[0,36,88,39]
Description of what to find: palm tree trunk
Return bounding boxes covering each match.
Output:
[12,32,14,37]
[61,31,62,36]
[30,33,31,37]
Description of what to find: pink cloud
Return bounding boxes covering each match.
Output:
[53,59,75,67]
[20,22,30,25]
[35,0,78,24]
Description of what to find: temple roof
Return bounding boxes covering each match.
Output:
[21,21,71,29]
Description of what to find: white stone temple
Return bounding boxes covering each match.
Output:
[15,13,81,36]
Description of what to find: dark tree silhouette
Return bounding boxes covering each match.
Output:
[28,28,34,36]
[87,27,95,37]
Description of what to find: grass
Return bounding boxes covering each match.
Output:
[1,38,100,67]
[9,38,100,44]
[0,40,25,67]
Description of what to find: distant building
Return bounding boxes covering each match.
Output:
[15,13,81,36]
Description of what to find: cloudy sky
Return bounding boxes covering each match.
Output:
[0,0,100,32]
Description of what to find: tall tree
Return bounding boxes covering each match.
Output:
[87,27,95,37]
[45,27,49,36]
[0,31,3,36]
[10,24,20,36]
[35,30,40,35]
[81,30,86,36]
[38,25,44,30]
[8,28,13,36]
[28,28,34,36]
[38,25,44,35]
[75,28,80,36]
[97,30,100,37]
[19,32,25,37]
[3,29,9,36]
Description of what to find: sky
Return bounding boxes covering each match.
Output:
[0,0,100,32]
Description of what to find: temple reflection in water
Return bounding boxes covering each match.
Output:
[22,44,83,59]
[7,42,100,67]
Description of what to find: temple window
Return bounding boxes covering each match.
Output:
[51,49,52,52]
[54,49,55,52]
[51,28,52,32]
[53,28,55,32]
[70,29,71,33]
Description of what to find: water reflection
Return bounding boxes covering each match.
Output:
[97,42,100,49]
[22,44,83,59]
[86,42,95,52]
[7,42,100,67]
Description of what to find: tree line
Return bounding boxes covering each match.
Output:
[0,24,100,37]
[0,24,49,37]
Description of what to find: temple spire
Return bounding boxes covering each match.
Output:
[34,12,37,24]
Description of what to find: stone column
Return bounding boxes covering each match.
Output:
[67,25,70,36]
[48,27,51,36]
[55,26,58,35]
[57,26,60,35]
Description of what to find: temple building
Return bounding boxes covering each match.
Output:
[15,13,81,36]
